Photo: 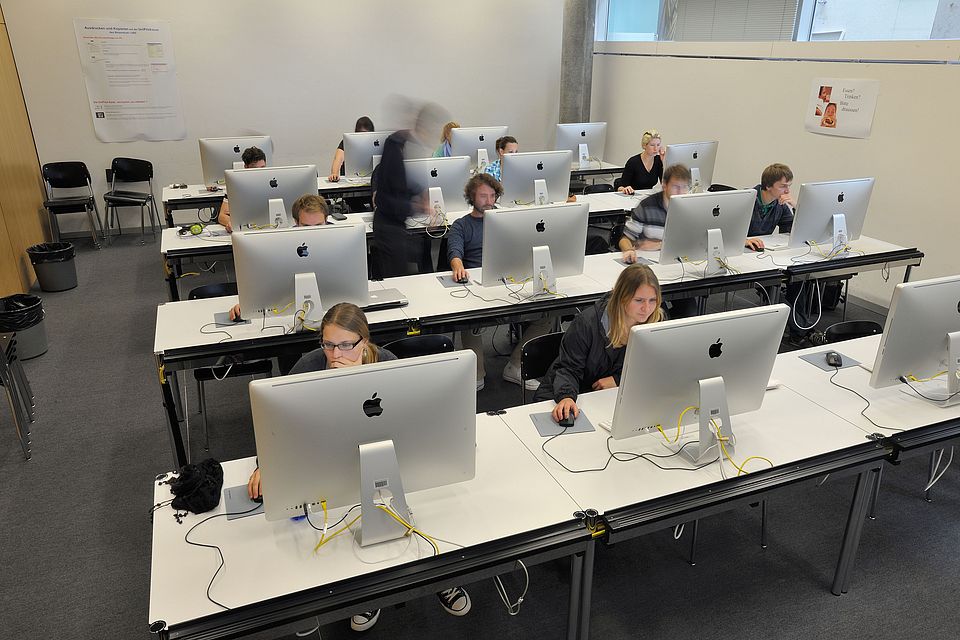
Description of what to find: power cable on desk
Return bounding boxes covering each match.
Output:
[827,366,903,432]
[541,427,717,473]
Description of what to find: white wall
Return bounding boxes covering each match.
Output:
[1,0,564,230]
[591,40,960,308]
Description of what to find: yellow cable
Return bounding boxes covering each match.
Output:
[713,422,774,476]
[313,515,361,552]
[907,371,947,382]
[271,301,295,315]
[375,504,440,555]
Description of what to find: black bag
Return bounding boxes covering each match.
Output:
[169,458,224,514]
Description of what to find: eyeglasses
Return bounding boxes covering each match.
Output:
[320,336,364,352]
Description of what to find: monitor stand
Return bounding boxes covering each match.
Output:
[269,198,290,228]
[294,272,323,323]
[690,167,703,193]
[704,227,726,276]
[534,179,549,206]
[476,148,489,173]
[900,331,960,407]
[358,439,414,547]
[680,376,733,464]
[523,245,557,297]
[232,161,244,170]
[831,213,848,250]
[428,186,447,226]
[578,143,591,170]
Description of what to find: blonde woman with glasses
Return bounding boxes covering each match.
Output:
[617,129,666,195]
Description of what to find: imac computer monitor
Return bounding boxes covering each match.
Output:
[342,131,396,178]
[449,126,509,169]
[250,350,477,545]
[198,136,273,186]
[555,122,607,168]
[501,150,573,206]
[788,178,875,250]
[611,304,790,462]
[233,224,369,320]
[663,141,719,191]
[403,156,471,213]
[224,164,318,230]
[869,274,960,406]
[481,201,588,292]
[659,189,755,275]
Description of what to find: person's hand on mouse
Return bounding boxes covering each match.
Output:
[248,468,261,500]
[450,258,469,283]
[228,304,242,321]
[552,397,579,424]
[745,237,765,251]
[621,249,637,264]
[617,185,635,196]
[591,376,617,391]
[327,172,340,183]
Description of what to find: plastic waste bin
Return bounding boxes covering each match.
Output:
[27,242,77,292]
[0,294,47,359]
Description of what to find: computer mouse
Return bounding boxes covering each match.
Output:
[252,495,263,504]
[330,211,347,221]
[455,276,470,284]
[753,246,765,252]
[825,351,843,368]
[558,413,576,428]
[232,313,244,323]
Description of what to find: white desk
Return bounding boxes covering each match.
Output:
[149,414,590,637]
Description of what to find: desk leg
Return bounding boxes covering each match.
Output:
[158,357,188,469]
[578,539,596,640]
[831,467,875,595]
[567,552,583,640]
[163,202,174,228]
[164,257,182,302]
[688,520,700,565]
[868,464,883,519]
[904,265,913,283]
[925,449,940,502]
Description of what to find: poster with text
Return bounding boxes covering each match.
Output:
[74,19,186,142]
[805,78,880,139]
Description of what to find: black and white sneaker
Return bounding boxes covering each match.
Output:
[437,586,472,616]
[350,609,381,632]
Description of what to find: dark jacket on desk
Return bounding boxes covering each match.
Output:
[748,184,794,236]
[290,346,398,375]
[534,295,625,404]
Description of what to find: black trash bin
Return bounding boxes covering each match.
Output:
[0,294,47,359]
[27,242,77,292]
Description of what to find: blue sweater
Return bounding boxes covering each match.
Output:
[447,214,484,269]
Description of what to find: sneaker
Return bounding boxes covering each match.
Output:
[350,610,381,632]
[476,377,485,391]
[502,362,540,391]
[437,586,472,616]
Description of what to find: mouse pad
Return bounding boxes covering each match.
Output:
[212,311,251,326]
[800,351,861,372]
[437,275,471,288]
[223,484,264,520]
[530,411,596,437]
[614,256,655,266]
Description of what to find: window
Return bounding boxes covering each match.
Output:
[805,0,947,41]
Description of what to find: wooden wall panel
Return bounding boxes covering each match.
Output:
[0,20,46,293]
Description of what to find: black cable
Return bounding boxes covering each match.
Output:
[199,322,234,343]
[182,504,263,610]
[899,376,960,403]
[827,366,904,432]
[259,309,287,335]
[541,427,717,473]
[304,503,361,532]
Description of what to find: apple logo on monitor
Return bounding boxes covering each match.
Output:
[536,220,546,233]
[296,243,309,258]
[478,134,485,142]
[430,168,438,178]
[580,130,586,137]
[233,145,241,153]
[363,393,383,417]
[712,206,721,217]
[693,151,699,160]
[536,162,544,171]
[708,339,723,358]
[837,192,845,203]
[269,178,278,188]
[373,139,380,147]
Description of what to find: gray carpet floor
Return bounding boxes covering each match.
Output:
[0,234,957,639]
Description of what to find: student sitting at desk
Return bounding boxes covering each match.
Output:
[216,146,267,232]
[449,173,555,391]
[246,302,471,632]
[483,135,518,182]
[328,116,375,182]
[432,120,459,157]
[534,264,663,423]
[227,194,332,322]
[744,163,795,251]
[617,129,665,195]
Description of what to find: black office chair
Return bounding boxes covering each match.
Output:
[609,223,626,250]
[382,334,455,359]
[103,157,160,244]
[583,183,614,194]
[707,183,737,192]
[519,331,563,404]
[188,282,272,453]
[42,162,106,249]
[823,320,882,344]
